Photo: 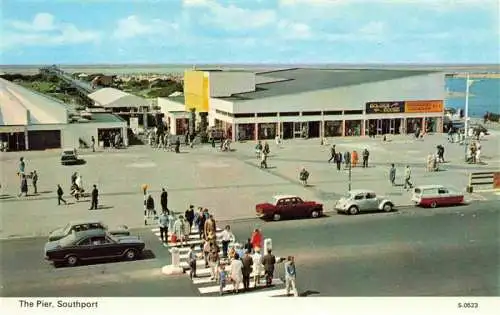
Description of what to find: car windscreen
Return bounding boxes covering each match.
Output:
[62,223,72,234]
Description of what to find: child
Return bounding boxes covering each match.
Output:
[219,263,227,296]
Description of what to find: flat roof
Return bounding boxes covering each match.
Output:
[90,113,125,123]
[216,68,437,101]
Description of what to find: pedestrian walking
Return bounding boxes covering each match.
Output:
[241,250,253,291]
[188,245,197,279]
[18,174,28,197]
[173,215,188,246]
[362,148,370,168]
[203,239,211,268]
[250,229,263,250]
[260,151,268,169]
[196,208,206,240]
[263,141,270,155]
[351,150,359,168]
[285,256,299,297]
[221,225,235,258]
[185,205,195,232]
[230,253,244,294]
[252,248,263,287]
[389,164,396,186]
[31,170,38,194]
[404,165,413,190]
[175,138,180,153]
[19,157,26,175]
[219,263,227,295]
[299,168,309,186]
[91,136,96,152]
[243,238,253,253]
[344,151,351,169]
[261,249,276,287]
[208,243,220,281]
[335,152,342,171]
[160,188,168,212]
[145,194,155,223]
[204,214,216,241]
[158,210,169,243]
[327,145,336,163]
[89,184,99,210]
[57,184,67,205]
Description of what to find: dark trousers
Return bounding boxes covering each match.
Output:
[189,260,197,278]
[187,219,193,232]
[243,274,251,290]
[159,226,168,242]
[328,155,335,163]
[363,158,368,168]
[33,182,37,194]
[222,240,230,257]
[336,162,341,170]
[90,198,98,209]
[58,195,66,205]
[265,269,274,286]
[198,225,204,240]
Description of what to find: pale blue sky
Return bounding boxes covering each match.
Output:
[1,0,499,65]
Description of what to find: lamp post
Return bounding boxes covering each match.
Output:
[348,157,352,191]
[463,73,477,162]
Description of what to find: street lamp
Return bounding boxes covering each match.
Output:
[348,157,352,191]
[463,73,477,162]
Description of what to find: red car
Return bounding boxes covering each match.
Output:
[411,185,465,208]
[256,195,323,221]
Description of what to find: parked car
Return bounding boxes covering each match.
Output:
[48,220,129,242]
[44,229,145,267]
[256,195,323,221]
[61,148,78,165]
[411,185,465,208]
[335,190,394,215]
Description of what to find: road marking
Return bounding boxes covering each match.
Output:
[198,279,284,294]
[222,288,288,298]
[126,162,157,168]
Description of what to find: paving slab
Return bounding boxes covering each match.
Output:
[0,131,499,239]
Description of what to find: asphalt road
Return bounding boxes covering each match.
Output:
[1,201,498,297]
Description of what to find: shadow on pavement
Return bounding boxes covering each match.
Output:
[300,290,321,297]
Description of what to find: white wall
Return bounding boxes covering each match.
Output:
[208,72,256,97]
[61,122,127,148]
[233,73,445,113]
[157,97,185,113]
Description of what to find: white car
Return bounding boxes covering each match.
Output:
[61,148,78,165]
[335,189,394,215]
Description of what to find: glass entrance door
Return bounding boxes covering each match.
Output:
[389,119,396,134]
[376,119,383,135]
[294,122,307,138]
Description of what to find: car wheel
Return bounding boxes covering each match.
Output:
[124,249,137,260]
[311,210,321,218]
[272,213,281,221]
[430,201,437,208]
[382,203,393,212]
[66,255,78,267]
[348,206,359,215]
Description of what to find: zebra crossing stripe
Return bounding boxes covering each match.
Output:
[198,279,284,294]
[222,288,288,298]
[179,260,207,268]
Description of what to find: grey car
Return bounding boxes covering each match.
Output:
[48,220,130,242]
[335,189,394,215]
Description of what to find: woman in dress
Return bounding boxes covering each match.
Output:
[229,253,243,294]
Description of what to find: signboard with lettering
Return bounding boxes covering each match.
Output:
[404,100,444,113]
[365,101,404,114]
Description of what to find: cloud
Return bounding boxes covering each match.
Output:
[278,20,313,39]
[2,13,101,50]
[358,21,385,36]
[183,0,277,30]
[113,15,179,39]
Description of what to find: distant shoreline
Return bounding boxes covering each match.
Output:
[447,73,500,79]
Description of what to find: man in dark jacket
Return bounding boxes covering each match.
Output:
[89,185,99,210]
[196,208,206,240]
[185,205,195,232]
[327,145,336,163]
[362,148,370,168]
[241,250,254,291]
[57,184,67,205]
[175,138,181,153]
[160,188,168,212]
[261,249,276,287]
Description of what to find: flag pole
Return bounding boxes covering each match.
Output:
[464,72,470,162]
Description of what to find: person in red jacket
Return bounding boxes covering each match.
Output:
[250,229,263,250]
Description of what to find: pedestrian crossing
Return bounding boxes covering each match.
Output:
[150,225,289,297]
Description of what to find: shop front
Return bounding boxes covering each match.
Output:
[324,120,342,137]
[366,118,402,135]
[0,126,26,151]
[237,123,255,141]
[175,118,189,135]
[280,121,319,139]
[98,128,123,147]
[258,123,277,140]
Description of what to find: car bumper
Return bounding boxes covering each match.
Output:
[334,204,348,212]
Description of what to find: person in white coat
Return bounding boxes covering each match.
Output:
[252,248,264,287]
[173,215,188,246]
[230,253,244,294]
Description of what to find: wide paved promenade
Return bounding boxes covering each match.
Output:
[1,132,499,239]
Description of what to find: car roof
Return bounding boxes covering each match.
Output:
[69,220,103,226]
[349,189,375,194]
[273,195,299,200]
[73,229,107,238]
[415,185,444,189]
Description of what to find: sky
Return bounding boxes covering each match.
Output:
[1,0,499,65]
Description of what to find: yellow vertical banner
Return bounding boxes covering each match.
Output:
[184,70,209,112]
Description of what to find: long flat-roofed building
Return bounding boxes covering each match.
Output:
[159,68,445,141]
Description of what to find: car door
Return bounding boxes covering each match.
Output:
[437,188,449,206]
[89,236,119,258]
[279,198,293,219]
[354,193,367,211]
[289,198,303,218]
[365,192,379,211]
[74,236,94,260]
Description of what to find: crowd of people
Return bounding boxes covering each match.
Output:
[327,145,370,170]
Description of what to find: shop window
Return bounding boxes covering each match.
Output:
[280,112,300,117]
[257,112,278,117]
[237,124,255,141]
[258,123,277,140]
[324,121,342,137]
[324,111,342,115]
[302,111,322,116]
[234,113,255,118]
[344,110,363,115]
[344,120,362,136]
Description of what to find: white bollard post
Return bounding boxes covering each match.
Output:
[161,247,184,275]
[171,247,180,267]
[264,238,272,254]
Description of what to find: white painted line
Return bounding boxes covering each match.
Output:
[222,288,289,298]
[198,279,284,294]
[192,269,265,280]
[179,251,223,260]
[192,277,216,285]
[180,260,207,268]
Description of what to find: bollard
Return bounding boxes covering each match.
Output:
[264,238,272,254]
[171,247,180,267]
